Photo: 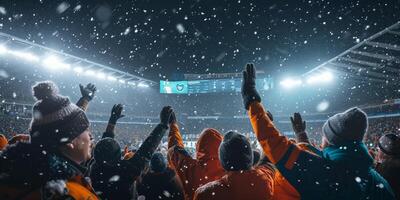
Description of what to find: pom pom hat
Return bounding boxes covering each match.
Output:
[29,81,90,146]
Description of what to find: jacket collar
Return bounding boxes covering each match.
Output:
[322,142,373,169]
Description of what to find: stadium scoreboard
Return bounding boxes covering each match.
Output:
[160,78,273,94]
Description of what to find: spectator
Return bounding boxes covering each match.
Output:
[0,81,98,199]
[376,133,400,199]
[0,134,7,151]
[137,152,184,200]
[242,64,395,200]
[90,105,173,200]
[194,131,275,200]
[168,111,225,200]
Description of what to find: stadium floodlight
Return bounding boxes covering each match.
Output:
[96,72,106,79]
[280,78,302,89]
[84,69,96,76]
[107,75,117,81]
[73,66,84,73]
[8,50,40,62]
[306,71,333,85]
[127,81,136,86]
[138,82,149,88]
[42,56,71,70]
[0,45,7,54]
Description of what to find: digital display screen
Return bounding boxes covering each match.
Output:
[160,81,188,94]
[160,78,273,94]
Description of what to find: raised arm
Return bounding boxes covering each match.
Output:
[102,104,125,139]
[125,106,172,178]
[241,63,293,164]
[76,83,97,111]
[168,111,184,149]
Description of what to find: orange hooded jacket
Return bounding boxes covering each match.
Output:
[193,163,275,200]
[168,123,225,200]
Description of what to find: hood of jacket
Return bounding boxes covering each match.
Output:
[195,128,223,162]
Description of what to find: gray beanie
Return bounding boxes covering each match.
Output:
[29,81,90,145]
[322,107,368,145]
[219,131,253,171]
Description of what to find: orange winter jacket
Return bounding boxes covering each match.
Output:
[0,175,98,200]
[168,123,225,200]
[193,164,275,200]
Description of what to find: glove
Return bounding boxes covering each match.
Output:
[290,112,309,143]
[241,63,261,110]
[160,106,173,127]
[79,83,97,101]
[290,112,306,133]
[169,111,177,125]
[109,104,125,125]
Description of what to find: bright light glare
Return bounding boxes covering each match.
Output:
[138,82,149,88]
[317,100,330,112]
[96,72,106,79]
[73,67,84,73]
[0,45,7,54]
[280,78,302,89]
[42,56,71,70]
[9,50,40,62]
[107,75,117,81]
[84,70,96,76]
[118,79,126,84]
[306,71,333,84]
[127,81,136,86]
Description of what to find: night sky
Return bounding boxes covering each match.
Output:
[1,0,399,81]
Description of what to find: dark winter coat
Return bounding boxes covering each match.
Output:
[137,167,184,200]
[0,142,98,200]
[376,158,400,199]
[90,123,169,200]
[248,102,395,200]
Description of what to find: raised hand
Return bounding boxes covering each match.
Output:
[79,83,97,101]
[109,104,125,124]
[169,111,177,125]
[290,112,309,143]
[160,106,173,126]
[290,112,306,133]
[241,63,261,110]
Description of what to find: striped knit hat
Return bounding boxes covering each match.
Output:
[29,81,90,145]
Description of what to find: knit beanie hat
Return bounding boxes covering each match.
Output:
[150,152,167,173]
[94,138,122,164]
[379,133,400,157]
[29,81,90,146]
[0,134,8,150]
[322,107,368,145]
[219,131,253,171]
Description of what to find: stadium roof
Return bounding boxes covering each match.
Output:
[0,32,156,87]
[303,21,400,84]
